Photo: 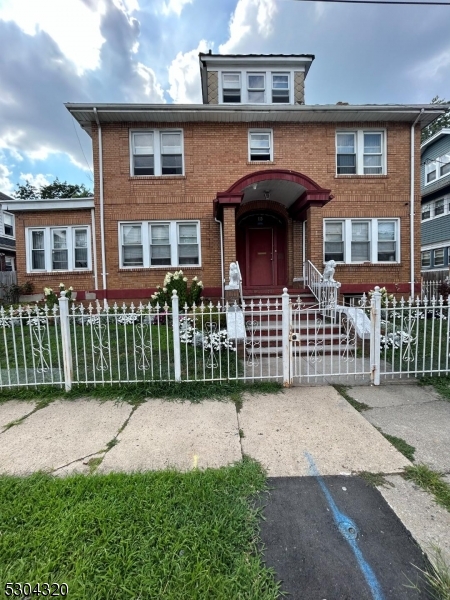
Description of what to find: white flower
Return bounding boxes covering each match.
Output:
[183,277,188,282]
[68,286,73,291]
[59,283,65,288]
[198,281,203,287]
[193,276,198,281]
[44,287,52,296]
[174,274,179,280]
[163,287,167,292]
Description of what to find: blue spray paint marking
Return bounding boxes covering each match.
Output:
[305,451,385,600]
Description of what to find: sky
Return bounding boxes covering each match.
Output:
[0,0,449,197]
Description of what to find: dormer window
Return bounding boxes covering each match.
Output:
[272,74,289,103]
[247,73,265,103]
[222,72,241,103]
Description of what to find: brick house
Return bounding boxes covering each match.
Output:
[4,53,445,303]
[0,191,16,272]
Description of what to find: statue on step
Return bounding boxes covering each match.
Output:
[226,262,240,290]
[322,260,337,282]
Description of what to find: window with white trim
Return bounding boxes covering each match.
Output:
[2,212,14,237]
[421,251,431,268]
[434,248,445,267]
[26,226,91,272]
[424,152,450,185]
[324,219,399,263]
[248,130,272,161]
[272,73,290,103]
[222,72,241,103]
[4,256,14,271]
[120,221,200,268]
[247,73,265,103]
[336,131,385,175]
[422,203,431,220]
[131,130,183,176]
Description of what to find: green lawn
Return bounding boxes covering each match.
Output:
[0,460,280,600]
[0,314,241,386]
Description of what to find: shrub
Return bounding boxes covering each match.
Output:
[150,271,203,309]
[0,281,34,306]
[43,283,73,310]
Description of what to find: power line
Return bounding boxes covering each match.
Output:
[70,113,94,184]
[289,0,450,5]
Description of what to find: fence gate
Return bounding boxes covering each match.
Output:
[288,293,373,385]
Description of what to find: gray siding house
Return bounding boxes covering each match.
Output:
[0,191,16,271]
[421,128,450,277]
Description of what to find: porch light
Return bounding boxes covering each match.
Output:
[264,190,271,200]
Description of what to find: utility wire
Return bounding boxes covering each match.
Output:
[289,0,450,5]
[70,113,94,184]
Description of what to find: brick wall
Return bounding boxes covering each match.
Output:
[18,120,421,299]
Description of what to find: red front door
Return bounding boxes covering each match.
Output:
[247,228,273,286]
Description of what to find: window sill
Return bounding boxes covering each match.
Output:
[25,270,93,276]
[324,262,401,267]
[119,266,202,272]
[129,175,186,181]
[334,175,388,179]
[247,161,275,165]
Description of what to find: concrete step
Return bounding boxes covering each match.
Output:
[246,344,356,357]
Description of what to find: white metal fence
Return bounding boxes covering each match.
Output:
[0,288,449,390]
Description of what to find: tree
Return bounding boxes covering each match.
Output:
[421,96,450,143]
[14,177,92,200]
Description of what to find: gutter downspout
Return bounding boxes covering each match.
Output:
[410,109,423,299]
[215,216,225,305]
[91,207,98,290]
[93,107,107,306]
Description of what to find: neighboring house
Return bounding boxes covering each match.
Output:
[3,54,446,303]
[420,128,450,279]
[0,192,16,272]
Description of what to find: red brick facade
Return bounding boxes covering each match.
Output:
[14,119,422,301]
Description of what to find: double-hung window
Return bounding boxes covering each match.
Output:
[434,198,445,216]
[324,219,399,263]
[3,212,14,237]
[421,251,431,268]
[434,248,445,267]
[272,74,289,103]
[247,73,265,103]
[425,153,450,185]
[27,226,91,272]
[222,72,241,103]
[120,221,200,268]
[336,131,385,175]
[248,130,272,161]
[422,204,431,220]
[131,130,183,176]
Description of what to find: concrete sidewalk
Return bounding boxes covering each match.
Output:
[0,387,408,477]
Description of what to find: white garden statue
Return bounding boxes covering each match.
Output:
[226,262,240,290]
[322,260,337,282]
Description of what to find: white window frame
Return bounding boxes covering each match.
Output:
[26,226,91,273]
[336,130,386,176]
[271,73,290,104]
[248,129,273,162]
[421,250,431,268]
[247,72,266,103]
[424,152,450,186]
[222,72,241,103]
[130,129,184,177]
[2,211,14,238]
[119,221,201,269]
[323,218,400,264]
[217,69,294,104]
[4,256,15,271]
[434,248,445,267]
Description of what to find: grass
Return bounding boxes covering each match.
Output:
[404,464,450,512]
[0,459,281,600]
[420,375,450,401]
[377,429,416,462]
[0,380,283,405]
[332,384,370,412]
[358,471,394,488]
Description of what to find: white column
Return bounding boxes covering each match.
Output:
[370,286,382,386]
[58,291,73,391]
[171,290,181,382]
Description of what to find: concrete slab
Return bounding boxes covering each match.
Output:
[239,387,410,477]
[54,452,106,477]
[347,384,441,409]
[0,400,132,475]
[0,401,36,430]
[378,475,450,567]
[260,476,430,599]
[365,401,450,471]
[98,400,241,473]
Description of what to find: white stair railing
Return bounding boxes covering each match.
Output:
[304,260,341,313]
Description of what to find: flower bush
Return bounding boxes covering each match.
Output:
[43,283,73,310]
[150,271,203,309]
[179,316,235,353]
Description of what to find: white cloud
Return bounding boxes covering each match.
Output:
[19,172,52,188]
[168,40,210,104]
[0,0,106,74]
[135,63,165,101]
[0,163,15,196]
[161,0,192,17]
[219,0,277,54]
[411,47,450,82]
